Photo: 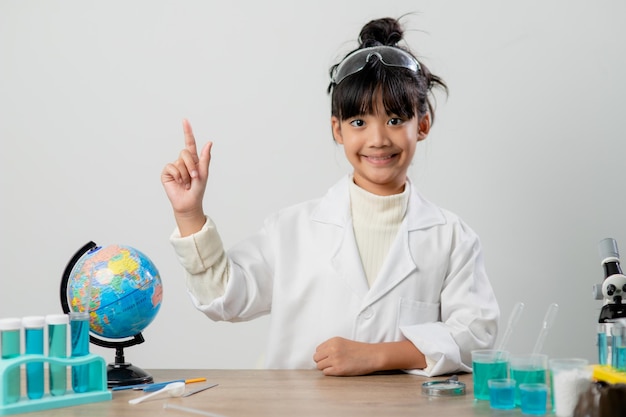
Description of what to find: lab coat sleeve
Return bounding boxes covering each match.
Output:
[215,218,275,321]
[400,218,499,377]
[169,216,230,306]
[171,214,276,323]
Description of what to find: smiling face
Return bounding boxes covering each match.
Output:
[332,93,430,196]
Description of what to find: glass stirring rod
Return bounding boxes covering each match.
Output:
[532,303,559,355]
[497,302,525,351]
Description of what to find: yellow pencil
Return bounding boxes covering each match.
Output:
[115,378,209,392]
[184,378,206,384]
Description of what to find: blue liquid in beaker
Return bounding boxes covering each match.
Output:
[520,383,548,415]
[488,380,516,410]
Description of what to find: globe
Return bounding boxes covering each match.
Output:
[60,241,163,387]
[66,244,163,339]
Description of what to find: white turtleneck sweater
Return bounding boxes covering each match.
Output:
[348,180,409,288]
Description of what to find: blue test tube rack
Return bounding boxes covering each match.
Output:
[0,353,112,415]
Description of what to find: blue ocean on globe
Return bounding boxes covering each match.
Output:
[67,244,163,339]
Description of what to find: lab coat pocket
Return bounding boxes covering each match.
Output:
[397,298,440,327]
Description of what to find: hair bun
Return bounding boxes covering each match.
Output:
[358,17,404,47]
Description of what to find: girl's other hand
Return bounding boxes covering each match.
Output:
[313,337,427,376]
[313,337,379,376]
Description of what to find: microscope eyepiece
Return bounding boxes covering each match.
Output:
[599,238,620,263]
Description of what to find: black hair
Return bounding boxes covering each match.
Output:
[328,17,448,124]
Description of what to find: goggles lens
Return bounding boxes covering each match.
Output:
[331,46,421,85]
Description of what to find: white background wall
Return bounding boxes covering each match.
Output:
[1,0,625,371]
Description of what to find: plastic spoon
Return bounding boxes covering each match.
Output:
[496,301,525,351]
[129,382,185,405]
[532,303,559,355]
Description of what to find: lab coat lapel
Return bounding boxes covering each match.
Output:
[363,221,415,306]
[312,176,370,298]
[312,176,447,305]
[331,225,370,298]
[364,181,447,307]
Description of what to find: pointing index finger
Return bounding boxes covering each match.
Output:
[182,118,199,160]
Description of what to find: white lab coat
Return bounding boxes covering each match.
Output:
[173,175,499,376]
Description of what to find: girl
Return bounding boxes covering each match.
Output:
[161,17,499,377]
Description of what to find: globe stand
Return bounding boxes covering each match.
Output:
[108,346,153,387]
[90,333,153,388]
[60,241,155,388]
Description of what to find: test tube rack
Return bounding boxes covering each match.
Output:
[0,353,112,415]
[592,364,626,385]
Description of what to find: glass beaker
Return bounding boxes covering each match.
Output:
[549,358,591,417]
[519,383,548,415]
[510,354,548,406]
[472,349,509,401]
[488,378,516,409]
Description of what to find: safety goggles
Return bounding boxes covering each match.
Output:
[331,46,421,85]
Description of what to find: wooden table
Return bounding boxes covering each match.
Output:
[14,369,513,416]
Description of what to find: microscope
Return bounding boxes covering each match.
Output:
[594,238,626,367]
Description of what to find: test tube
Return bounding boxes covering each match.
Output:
[68,277,92,393]
[611,324,622,370]
[22,316,45,400]
[70,312,90,393]
[597,323,608,365]
[0,318,22,404]
[613,321,626,371]
[46,314,69,396]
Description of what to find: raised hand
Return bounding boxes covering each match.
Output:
[161,119,213,236]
